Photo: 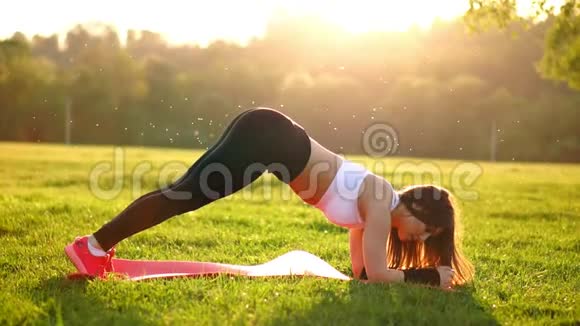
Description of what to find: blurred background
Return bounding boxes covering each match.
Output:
[0,0,578,162]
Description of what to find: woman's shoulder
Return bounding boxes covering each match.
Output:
[360,172,395,197]
[357,173,395,222]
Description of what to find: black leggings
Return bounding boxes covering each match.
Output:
[93,107,311,251]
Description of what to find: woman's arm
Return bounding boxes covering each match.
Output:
[356,177,447,287]
[349,228,365,279]
[358,176,405,284]
[362,212,404,283]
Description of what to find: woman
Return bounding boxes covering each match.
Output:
[65,107,474,288]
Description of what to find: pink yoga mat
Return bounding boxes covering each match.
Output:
[67,250,352,281]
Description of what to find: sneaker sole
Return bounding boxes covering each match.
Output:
[65,244,88,275]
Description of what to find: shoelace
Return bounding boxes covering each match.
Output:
[103,256,113,273]
[103,249,116,273]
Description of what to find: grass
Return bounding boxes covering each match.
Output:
[0,141,578,325]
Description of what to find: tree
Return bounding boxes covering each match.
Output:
[464,0,580,90]
[0,38,61,141]
[537,1,580,89]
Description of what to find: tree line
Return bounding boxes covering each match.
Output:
[0,16,578,162]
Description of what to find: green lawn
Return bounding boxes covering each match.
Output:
[0,141,578,325]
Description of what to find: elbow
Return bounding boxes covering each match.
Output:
[365,270,388,283]
[365,269,402,284]
[366,274,382,283]
[366,274,389,284]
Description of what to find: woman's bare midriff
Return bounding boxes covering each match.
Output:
[288,137,344,206]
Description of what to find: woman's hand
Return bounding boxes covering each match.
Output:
[437,266,454,289]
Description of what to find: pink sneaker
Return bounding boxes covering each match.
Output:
[65,236,115,278]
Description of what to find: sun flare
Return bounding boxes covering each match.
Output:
[3,0,558,46]
[272,0,470,33]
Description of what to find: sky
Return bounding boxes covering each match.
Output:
[0,0,562,47]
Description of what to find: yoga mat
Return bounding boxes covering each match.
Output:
[67,250,352,281]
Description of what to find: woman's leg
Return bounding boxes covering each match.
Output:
[92,107,311,251]
[91,107,258,238]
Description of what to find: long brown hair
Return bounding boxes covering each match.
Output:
[387,184,474,285]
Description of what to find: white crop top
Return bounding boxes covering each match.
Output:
[314,158,400,229]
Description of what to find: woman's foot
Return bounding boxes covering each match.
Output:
[65,235,115,278]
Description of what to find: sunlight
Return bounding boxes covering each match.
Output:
[273,0,469,33]
[102,0,472,45]
[0,0,564,46]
